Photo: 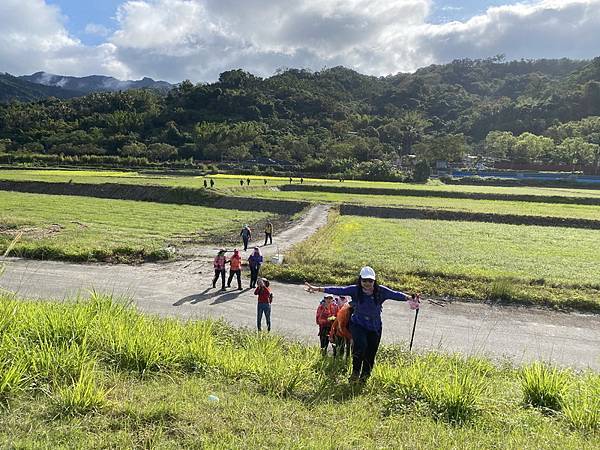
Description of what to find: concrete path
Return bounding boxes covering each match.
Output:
[1,205,599,370]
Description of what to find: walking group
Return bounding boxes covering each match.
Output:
[211,221,275,331]
[209,221,421,384]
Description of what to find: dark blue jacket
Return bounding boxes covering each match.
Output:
[324,285,408,333]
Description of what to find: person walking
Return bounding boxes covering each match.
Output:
[255,278,273,331]
[210,179,215,188]
[240,224,252,251]
[226,249,243,290]
[264,221,273,246]
[248,247,263,288]
[305,266,420,382]
[203,179,208,188]
[246,178,251,186]
[316,294,338,355]
[240,179,244,187]
[212,249,227,291]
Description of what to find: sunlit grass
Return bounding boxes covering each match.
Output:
[263,213,600,310]
[0,293,597,447]
[250,189,600,220]
[0,191,271,262]
[2,169,600,197]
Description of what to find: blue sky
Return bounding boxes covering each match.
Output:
[1,0,599,82]
[46,0,123,46]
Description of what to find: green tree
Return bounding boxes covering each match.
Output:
[483,131,517,159]
[147,143,178,161]
[413,133,468,162]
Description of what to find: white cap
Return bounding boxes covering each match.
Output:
[360,266,376,280]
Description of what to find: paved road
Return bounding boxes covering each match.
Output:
[1,205,599,370]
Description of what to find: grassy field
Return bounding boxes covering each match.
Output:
[263,213,600,311]
[2,169,600,198]
[250,189,600,220]
[0,294,597,448]
[0,191,271,262]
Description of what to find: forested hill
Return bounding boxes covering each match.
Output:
[19,72,173,95]
[1,57,600,176]
[0,73,81,103]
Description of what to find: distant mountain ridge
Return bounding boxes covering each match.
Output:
[20,72,173,95]
[0,73,81,103]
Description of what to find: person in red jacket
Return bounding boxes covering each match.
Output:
[226,249,243,290]
[254,278,273,331]
[329,302,353,358]
[315,295,338,355]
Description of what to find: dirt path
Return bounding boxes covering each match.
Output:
[1,204,599,370]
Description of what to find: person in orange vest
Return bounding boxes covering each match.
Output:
[226,249,243,290]
[315,294,338,355]
[329,302,353,358]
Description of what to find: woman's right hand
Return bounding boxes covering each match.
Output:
[304,282,318,293]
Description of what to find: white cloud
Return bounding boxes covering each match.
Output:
[0,0,129,78]
[85,23,112,37]
[1,0,600,83]
[416,0,600,63]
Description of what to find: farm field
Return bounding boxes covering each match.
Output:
[0,191,272,262]
[2,169,600,199]
[263,214,600,311]
[250,189,600,220]
[0,294,597,448]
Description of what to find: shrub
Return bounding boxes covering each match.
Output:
[413,160,431,182]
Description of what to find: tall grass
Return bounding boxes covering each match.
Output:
[52,363,107,417]
[560,374,600,432]
[0,292,597,445]
[520,362,571,412]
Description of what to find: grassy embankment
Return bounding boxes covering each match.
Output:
[0,191,272,262]
[250,189,600,220]
[263,212,600,312]
[2,169,600,198]
[0,294,597,448]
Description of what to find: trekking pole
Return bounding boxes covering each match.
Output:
[409,309,419,351]
[408,294,420,352]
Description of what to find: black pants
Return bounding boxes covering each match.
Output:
[249,265,260,288]
[212,269,226,289]
[242,237,249,251]
[349,322,381,379]
[227,269,242,289]
[264,232,272,245]
[319,326,331,350]
[333,336,351,358]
